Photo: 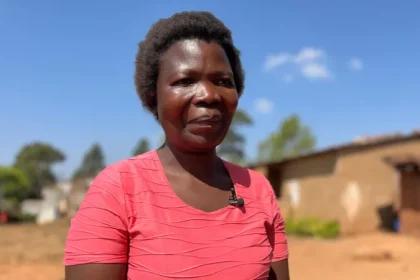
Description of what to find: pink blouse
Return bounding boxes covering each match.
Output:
[64,150,288,279]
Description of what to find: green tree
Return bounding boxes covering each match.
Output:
[132,138,150,156]
[73,143,105,179]
[258,114,316,162]
[218,109,253,164]
[0,166,30,207]
[14,142,65,198]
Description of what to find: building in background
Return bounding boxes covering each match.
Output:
[66,177,93,218]
[20,181,72,224]
[250,131,420,235]
[20,179,82,224]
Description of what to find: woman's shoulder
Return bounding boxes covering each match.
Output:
[108,150,159,173]
[94,150,164,191]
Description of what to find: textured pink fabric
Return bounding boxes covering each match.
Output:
[64,150,288,279]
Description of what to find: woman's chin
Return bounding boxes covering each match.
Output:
[181,134,223,153]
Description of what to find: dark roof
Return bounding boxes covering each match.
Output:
[249,130,420,168]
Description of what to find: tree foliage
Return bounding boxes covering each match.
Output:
[0,166,30,206]
[132,138,150,156]
[73,143,105,179]
[258,114,316,162]
[14,142,65,198]
[218,109,253,164]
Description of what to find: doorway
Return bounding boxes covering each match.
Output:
[267,166,282,198]
[398,164,420,234]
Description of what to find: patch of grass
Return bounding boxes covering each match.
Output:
[285,216,340,239]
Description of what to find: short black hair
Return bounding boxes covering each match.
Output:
[135,11,245,118]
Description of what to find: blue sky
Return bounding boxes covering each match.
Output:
[1,1,419,179]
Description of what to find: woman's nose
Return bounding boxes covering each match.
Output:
[192,82,222,106]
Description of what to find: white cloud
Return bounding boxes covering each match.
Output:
[254,98,274,114]
[263,47,331,81]
[348,57,364,71]
[295,48,325,63]
[263,53,292,70]
[301,63,330,79]
[282,74,294,83]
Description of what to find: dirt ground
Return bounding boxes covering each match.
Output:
[1,220,420,280]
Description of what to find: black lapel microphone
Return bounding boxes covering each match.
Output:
[228,187,245,207]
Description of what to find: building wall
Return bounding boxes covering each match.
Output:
[275,152,341,220]
[21,199,43,216]
[336,138,420,233]
[259,138,420,235]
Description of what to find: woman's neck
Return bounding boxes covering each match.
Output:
[157,143,221,180]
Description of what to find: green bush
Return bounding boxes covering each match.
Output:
[285,216,340,239]
[7,213,37,223]
[313,220,340,239]
[0,166,30,203]
[18,213,37,222]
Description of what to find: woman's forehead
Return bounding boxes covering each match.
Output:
[159,39,231,75]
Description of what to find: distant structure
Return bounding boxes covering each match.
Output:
[20,178,92,224]
[250,131,420,235]
[66,177,92,218]
[20,181,70,224]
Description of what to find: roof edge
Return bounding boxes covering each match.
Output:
[248,131,420,169]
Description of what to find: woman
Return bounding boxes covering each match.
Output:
[64,11,290,280]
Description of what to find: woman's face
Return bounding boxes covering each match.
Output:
[156,39,239,153]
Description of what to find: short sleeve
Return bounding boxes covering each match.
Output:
[266,181,289,262]
[64,166,129,266]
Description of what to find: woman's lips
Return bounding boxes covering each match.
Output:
[187,115,223,131]
[188,114,222,124]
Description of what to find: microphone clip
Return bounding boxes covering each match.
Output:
[228,187,245,207]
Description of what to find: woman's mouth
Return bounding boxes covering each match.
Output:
[187,115,223,132]
[189,115,222,125]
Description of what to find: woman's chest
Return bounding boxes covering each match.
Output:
[126,202,273,279]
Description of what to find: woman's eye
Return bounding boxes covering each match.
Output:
[217,78,234,88]
[174,78,194,86]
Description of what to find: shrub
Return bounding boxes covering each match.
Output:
[7,213,37,223]
[285,216,340,239]
[0,166,30,204]
[313,220,340,239]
